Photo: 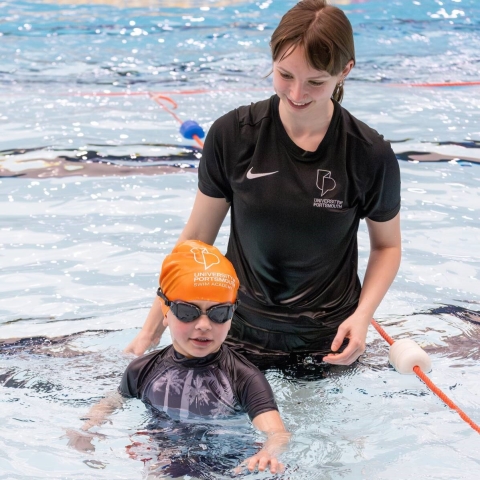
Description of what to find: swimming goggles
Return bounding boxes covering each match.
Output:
[157,288,238,324]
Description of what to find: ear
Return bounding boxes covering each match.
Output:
[162,312,169,328]
[341,60,354,77]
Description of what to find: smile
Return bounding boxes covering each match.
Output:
[287,98,312,108]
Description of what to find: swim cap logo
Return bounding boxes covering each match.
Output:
[316,170,336,197]
[191,247,220,270]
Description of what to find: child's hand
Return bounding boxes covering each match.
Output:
[65,428,105,453]
[235,448,285,475]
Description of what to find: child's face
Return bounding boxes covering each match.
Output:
[163,299,232,359]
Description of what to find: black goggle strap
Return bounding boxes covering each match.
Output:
[157,287,171,306]
[157,287,239,312]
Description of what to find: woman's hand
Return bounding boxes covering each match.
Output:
[124,297,166,356]
[322,312,370,365]
[324,214,401,366]
[124,329,161,356]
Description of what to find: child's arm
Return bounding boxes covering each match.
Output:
[66,391,125,452]
[240,410,291,474]
[78,390,125,431]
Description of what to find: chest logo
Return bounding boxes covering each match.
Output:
[316,170,336,197]
[314,170,343,209]
[191,247,220,270]
[246,167,279,179]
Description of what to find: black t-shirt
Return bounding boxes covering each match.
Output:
[119,344,278,421]
[198,96,400,353]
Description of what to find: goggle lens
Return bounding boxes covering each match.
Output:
[171,302,234,324]
[157,288,237,324]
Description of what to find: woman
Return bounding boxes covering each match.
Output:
[126,0,401,367]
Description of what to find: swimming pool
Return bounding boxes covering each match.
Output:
[1,0,480,478]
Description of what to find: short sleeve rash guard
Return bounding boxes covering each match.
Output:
[119,345,278,421]
[198,96,400,341]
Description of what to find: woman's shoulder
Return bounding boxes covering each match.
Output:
[338,103,397,168]
[236,96,275,127]
[212,96,275,131]
[338,103,391,149]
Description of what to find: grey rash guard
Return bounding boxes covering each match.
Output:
[119,344,278,421]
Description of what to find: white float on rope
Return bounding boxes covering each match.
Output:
[388,338,432,375]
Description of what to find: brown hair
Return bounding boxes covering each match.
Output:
[270,0,355,103]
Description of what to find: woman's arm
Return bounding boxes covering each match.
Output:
[124,296,167,356]
[323,212,401,365]
[124,191,231,356]
[238,410,290,474]
[177,190,231,245]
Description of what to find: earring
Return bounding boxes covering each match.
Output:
[337,77,346,88]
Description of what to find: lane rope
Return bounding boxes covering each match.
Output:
[148,92,204,148]
[370,318,480,434]
[389,81,480,87]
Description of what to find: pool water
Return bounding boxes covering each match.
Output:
[1,0,480,479]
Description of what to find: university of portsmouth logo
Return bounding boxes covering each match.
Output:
[316,170,336,197]
[313,170,343,209]
[191,247,220,270]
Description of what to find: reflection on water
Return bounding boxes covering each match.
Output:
[2,140,480,178]
[421,304,480,325]
[1,0,479,163]
[0,145,199,178]
[40,0,250,7]
[1,161,479,478]
[37,0,370,7]
[126,420,258,479]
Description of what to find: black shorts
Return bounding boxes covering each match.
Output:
[225,302,351,371]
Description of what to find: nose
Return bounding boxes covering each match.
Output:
[290,80,306,102]
[195,314,212,331]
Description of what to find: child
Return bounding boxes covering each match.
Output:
[69,240,289,475]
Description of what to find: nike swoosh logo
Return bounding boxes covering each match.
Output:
[246,167,279,179]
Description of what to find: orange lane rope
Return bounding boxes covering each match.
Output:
[389,81,480,87]
[62,82,480,99]
[148,92,204,149]
[370,318,480,434]
[65,87,273,97]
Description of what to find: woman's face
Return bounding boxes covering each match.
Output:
[273,44,352,115]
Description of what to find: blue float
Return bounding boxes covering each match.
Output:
[180,120,205,140]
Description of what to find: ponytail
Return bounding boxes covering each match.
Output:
[332,80,344,103]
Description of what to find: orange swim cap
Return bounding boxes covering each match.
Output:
[159,240,239,316]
